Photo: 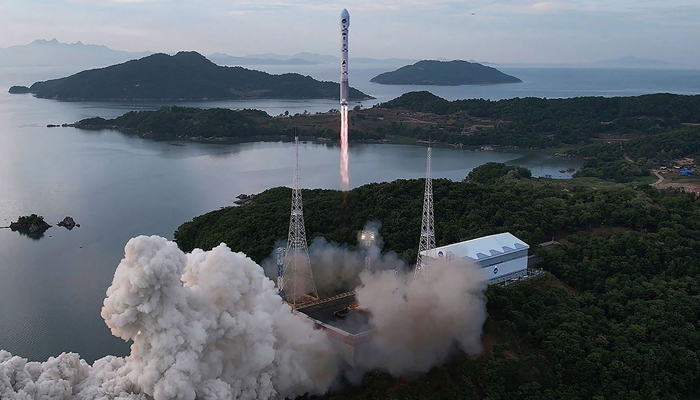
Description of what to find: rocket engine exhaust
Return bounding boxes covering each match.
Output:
[340,105,349,189]
[340,9,350,189]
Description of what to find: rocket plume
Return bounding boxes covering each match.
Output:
[340,105,349,189]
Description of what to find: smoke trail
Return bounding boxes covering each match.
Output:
[0,236,338,400]
[340,105,349,189]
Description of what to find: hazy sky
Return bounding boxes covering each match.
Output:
[0,0,698,65]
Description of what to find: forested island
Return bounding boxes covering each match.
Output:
[370,60,522,85]
[174,163,700,399]
[10,214,51,238]
[18,51,371,101]
[71,91,700,184]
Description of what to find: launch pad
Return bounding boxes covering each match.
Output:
[295,292,374,367]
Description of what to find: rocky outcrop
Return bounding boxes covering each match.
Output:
[57,216,80,230]
[234,194,256,206]
[10,214,51,235]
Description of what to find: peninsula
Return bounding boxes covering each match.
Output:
[70,91,700,184]
[370,60,521,86]
[19,51,372,101]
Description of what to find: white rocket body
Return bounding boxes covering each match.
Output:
[340,9,350,106]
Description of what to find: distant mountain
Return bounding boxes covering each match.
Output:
[246,52,338,64]
[243,52,416,65]
[24,51,372,101]
[0,39,151,67]
[370,60,521,86]
[353,57,417,65]
[594,56,671,68]
[207,53,318,66]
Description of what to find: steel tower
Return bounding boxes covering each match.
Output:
[284,136,319,306]
[414,145,435,278]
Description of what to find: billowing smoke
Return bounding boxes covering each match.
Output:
[355,259,488,375]
[1,227,489,399]
[263,222,488,375]
[0,235,338,400]
[263,222,400,296]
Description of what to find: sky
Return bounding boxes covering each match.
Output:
[0,0,698,65]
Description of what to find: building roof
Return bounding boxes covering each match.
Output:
[421,232,529,262]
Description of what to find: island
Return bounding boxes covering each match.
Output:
[57,216,80,229]
[21,51,372,101]
[370,60,521,86]
[10,214,51,236]
[8,85,30,94]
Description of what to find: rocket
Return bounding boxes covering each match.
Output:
[340,9,350,106]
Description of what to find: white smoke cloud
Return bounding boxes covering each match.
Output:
[0,235,338,400]
[355,258,488,375]
[1,230,489,399]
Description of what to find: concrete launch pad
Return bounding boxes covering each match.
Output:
[296,293,372,335]
[295,292,374,367]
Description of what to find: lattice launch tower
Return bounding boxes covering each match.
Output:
[414,145,436,278]
[283,137,319,306]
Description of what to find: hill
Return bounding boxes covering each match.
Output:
[0,38,151,67]
[174,174,700,399]
[370,60,522,86]
[25,52,372,101]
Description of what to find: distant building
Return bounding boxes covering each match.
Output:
[680,169,695,176]
[420,232,530,284]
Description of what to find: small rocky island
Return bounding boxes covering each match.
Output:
[8,85,31,94]
[10,214,51,236]
[57,216,80,230]
[370,60,521,86]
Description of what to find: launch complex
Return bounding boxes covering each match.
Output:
[273,9,541,367]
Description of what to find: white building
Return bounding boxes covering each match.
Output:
[421,232,530,284]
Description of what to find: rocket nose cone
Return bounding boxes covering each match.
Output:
[341,9,350,25]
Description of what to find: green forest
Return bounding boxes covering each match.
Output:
[378,91,700,148]
[175,164,700,399]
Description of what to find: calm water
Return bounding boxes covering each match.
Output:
[0,64,697,363]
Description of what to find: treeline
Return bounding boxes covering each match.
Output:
[377,91,700,148]
[174,168,700,399]
[78,106,281,140]
[76,106,388,142]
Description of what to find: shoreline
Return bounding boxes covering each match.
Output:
[65,124,575,156]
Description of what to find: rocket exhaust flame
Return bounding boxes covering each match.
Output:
[341,105,349,189]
